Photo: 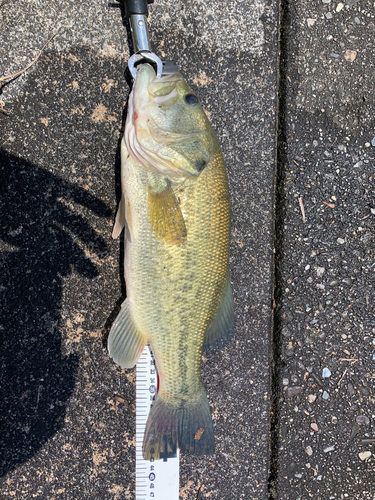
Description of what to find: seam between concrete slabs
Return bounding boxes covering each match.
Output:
[268,0,290,497]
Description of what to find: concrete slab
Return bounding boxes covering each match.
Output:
[0,0,278,498]
[274,0,375,498]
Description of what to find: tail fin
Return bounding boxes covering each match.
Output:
[142,389,215,460]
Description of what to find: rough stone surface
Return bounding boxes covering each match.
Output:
[0,0,277,498]
[276,0,375,497]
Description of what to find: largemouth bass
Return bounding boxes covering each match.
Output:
[108,64,233,460]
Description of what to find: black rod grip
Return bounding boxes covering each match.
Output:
[124,0,153,18]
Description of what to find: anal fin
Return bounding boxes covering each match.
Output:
[204,276,234,350]
[108,298,148,368]
[147,179,187,245]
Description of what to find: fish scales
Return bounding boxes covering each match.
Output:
[126,146,229,396]
[108,64,233,460]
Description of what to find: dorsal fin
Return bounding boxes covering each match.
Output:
[204,277,234,350]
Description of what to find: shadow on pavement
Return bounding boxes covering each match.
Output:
[0,149,110,476]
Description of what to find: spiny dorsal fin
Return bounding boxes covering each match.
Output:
[147,179,187,244]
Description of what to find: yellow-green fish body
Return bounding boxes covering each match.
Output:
[108,65,233,460]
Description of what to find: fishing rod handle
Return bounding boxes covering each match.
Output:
[124,0,153,18]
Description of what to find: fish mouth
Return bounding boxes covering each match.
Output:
[124,65,203,178]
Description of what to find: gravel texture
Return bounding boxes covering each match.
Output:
[0,0,277,498]
[274,0,375,498]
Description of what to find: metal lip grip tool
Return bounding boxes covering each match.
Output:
[125,0,178,79]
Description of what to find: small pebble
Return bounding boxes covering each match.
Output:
[308,394,317,403]
[359,451,371,461]
[353,160,363,168]
[307,18,316,27]
[336,2,344,10]
[316,267,325,277]
[322,367,331,378]
[322,391,329,399]
[283,378,289,386]
[344,49,357,62]
[324,445,335,453]
[305,445,313,456]
[311,423,319,431]
[295,473,303,479]
[287,386,303,398]
[337,237,345,244]
[348,383,355,396]
[326,12,333,19]
[354,16,360,24]
[329,51,339,56]
[356,415,370,426]
[371,137,375,147]
[331,416,338,424]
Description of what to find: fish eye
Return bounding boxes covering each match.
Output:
[185,94,198,105]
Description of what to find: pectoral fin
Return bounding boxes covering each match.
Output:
[112,195,126,239]
[108,298,148,368]
[203,277,234,350]
[112,194,133,241]
[147,180,187,244]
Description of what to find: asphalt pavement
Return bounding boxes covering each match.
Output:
[0,0,373,499]
[273,0,375,498]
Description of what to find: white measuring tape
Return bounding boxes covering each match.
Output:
[136,345,180,499]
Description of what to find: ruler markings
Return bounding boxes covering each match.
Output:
[136,345,179,500]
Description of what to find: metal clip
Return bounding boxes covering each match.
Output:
[128,52,163,79]
[127,11,178,79]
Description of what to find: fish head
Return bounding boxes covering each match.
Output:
[125,64,216,178]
